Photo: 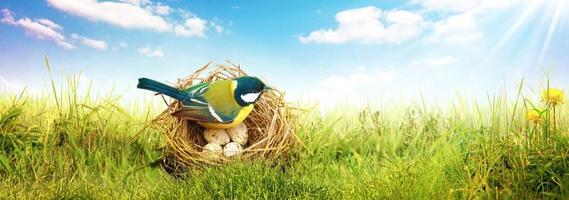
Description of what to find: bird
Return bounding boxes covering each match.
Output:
[137,76,270,129]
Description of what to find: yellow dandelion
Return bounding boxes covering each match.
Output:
[526,109,542,124]
[541,88,565,106]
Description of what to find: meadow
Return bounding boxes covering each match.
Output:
[0,73,568,199]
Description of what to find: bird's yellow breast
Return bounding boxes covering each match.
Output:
[198,105,254,129]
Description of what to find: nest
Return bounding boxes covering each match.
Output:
[151,63,301,170]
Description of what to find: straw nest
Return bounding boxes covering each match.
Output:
[151,63,301,170]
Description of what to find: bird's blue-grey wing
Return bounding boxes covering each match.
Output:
[180,82,209,106]
[174,83,235,123]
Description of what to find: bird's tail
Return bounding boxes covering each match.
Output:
[137,78,187,100]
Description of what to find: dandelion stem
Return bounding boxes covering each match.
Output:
[553,106,557,131]
[527,123,537,148]
[536,123,541,146]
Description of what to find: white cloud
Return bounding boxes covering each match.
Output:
[47,0,171,32]
[119,42,128,47]
[121,0,170,15]
[175,17,207,37]
[417,0,520,45]
[81,38,107,50]
[0,9,16,25]
[176,8,193,19]
[210,21,224,34]
[412,0,480,12]
[71,33,107,50]
[43,2,213,38]
[138,45,164,57]
[299,6,424,44]
[430,12,484,44]
[153,4,170,15]
[214,25,223,33]
[1,9,75,49]
[37,18,63,30]
[120,0,151,6]
[410,55,458,67]
[413,0,519,13]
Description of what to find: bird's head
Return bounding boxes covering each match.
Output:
[233,76,271,106]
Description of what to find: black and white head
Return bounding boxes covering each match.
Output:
[233,76,271,106]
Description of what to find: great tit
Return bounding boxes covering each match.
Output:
[137,76,270,129]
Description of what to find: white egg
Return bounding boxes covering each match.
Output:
[202,143,223,159]
[226,123,248,146]
[203,143,223,153]
[203,129,230,145]
[223,142,243,157]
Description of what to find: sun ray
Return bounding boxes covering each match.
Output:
[539,0,567,63]
[488,1,541,60]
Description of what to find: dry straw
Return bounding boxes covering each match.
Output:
[150,62,301,170]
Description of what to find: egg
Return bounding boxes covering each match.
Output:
[223,142,243,157]
[226,123,248,145]
[202,143,223,159]
[203,129,230,145]
[203,143,223,154]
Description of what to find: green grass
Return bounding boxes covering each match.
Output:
[0,74,568,199]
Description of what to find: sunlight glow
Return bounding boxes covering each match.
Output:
[539,0,567,62]
[489,1,540,59]
[490,0,568,63]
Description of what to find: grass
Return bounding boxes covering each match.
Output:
[0,72,568,199]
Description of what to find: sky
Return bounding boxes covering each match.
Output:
[0,0,568,107]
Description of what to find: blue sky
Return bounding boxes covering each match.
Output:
[1,0,568,106]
